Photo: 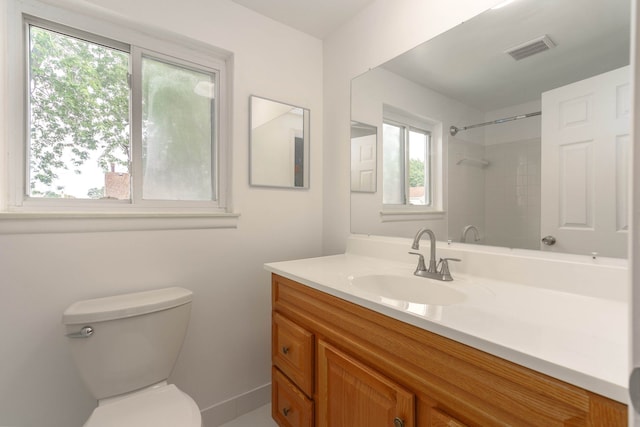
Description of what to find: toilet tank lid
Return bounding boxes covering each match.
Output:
[63,287,193,325]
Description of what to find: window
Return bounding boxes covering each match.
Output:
[28,24,130,200]
[383,120,432,207]
[11,12,229,214]
[140,55,216,202]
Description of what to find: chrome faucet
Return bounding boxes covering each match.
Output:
[410,227,438,273]
[460,225,480,243]
[409,227,460,281]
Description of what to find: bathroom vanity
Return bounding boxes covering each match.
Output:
[266,235,628,426]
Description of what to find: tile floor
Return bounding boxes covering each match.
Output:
[219,403,277,427]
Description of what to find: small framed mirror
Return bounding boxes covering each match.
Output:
[250,95,310,188]
[350,121,377,193]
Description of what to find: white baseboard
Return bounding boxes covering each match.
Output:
[200,383,271,427]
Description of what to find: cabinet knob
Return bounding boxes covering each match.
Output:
[283,407,291,417]
[393,417,404,427]
[282,346,289,355]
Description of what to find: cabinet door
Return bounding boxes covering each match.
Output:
[317,340,415,427]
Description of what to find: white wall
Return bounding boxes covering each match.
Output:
[0,1,323,426]
[322,0,506,254]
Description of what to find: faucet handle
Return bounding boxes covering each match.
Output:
[437,257,461,281]
[408,251,426,272]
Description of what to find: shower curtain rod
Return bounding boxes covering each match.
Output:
[449,111,541,136]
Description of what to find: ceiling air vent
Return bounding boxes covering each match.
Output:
[504,35,556,61]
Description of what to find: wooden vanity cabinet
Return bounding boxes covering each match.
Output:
[271,274,627,427]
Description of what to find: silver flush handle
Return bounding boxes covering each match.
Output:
[66,326,94,338]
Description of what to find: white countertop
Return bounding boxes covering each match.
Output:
[265,249,628,404]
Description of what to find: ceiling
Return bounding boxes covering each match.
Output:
[380,0,630,111]
[231,0,631,111]
[230,0,375,39]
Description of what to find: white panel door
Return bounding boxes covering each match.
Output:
[541,66,630,257]
[351,134,377,192]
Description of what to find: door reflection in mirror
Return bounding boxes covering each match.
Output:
[350,121,377,193]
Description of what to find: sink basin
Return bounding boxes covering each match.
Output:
[349,274,466,306]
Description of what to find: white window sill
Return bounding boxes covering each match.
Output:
[0,211,240,234]
[379,209,445,223]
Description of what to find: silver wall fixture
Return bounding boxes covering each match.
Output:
[449,111,541,136]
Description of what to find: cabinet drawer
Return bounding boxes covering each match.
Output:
[273,312,314,396]
[430,408,467,427]
[273,366,314,427]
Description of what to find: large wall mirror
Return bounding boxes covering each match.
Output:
[250,95,310,188]
[350,0,631,258]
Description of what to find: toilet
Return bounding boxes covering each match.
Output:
[62,287,202,427]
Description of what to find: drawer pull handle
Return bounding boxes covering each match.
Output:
[283,407,291,417]
[393,417,404,427]
[282,346,290,355]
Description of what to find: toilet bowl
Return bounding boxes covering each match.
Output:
[63,287,202,426]
[83,383,200,427]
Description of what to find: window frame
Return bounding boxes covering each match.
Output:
[131,47,221,208]
[6,2,232,217]
[382,119,432,207]
[380,107,444,221]
[22,16,132,209]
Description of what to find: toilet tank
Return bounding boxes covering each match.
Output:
[63,287,193,401]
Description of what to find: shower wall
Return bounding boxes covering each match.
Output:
[483,138,541,249]
[447,100,542,249]
[482,100,542,250]
[484,100,541,249]
[447,138,486,243]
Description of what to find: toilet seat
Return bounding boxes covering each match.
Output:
[84,384,201,427]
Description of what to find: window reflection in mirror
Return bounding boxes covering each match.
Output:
[250,95,310,188]
[382,121,431,206]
